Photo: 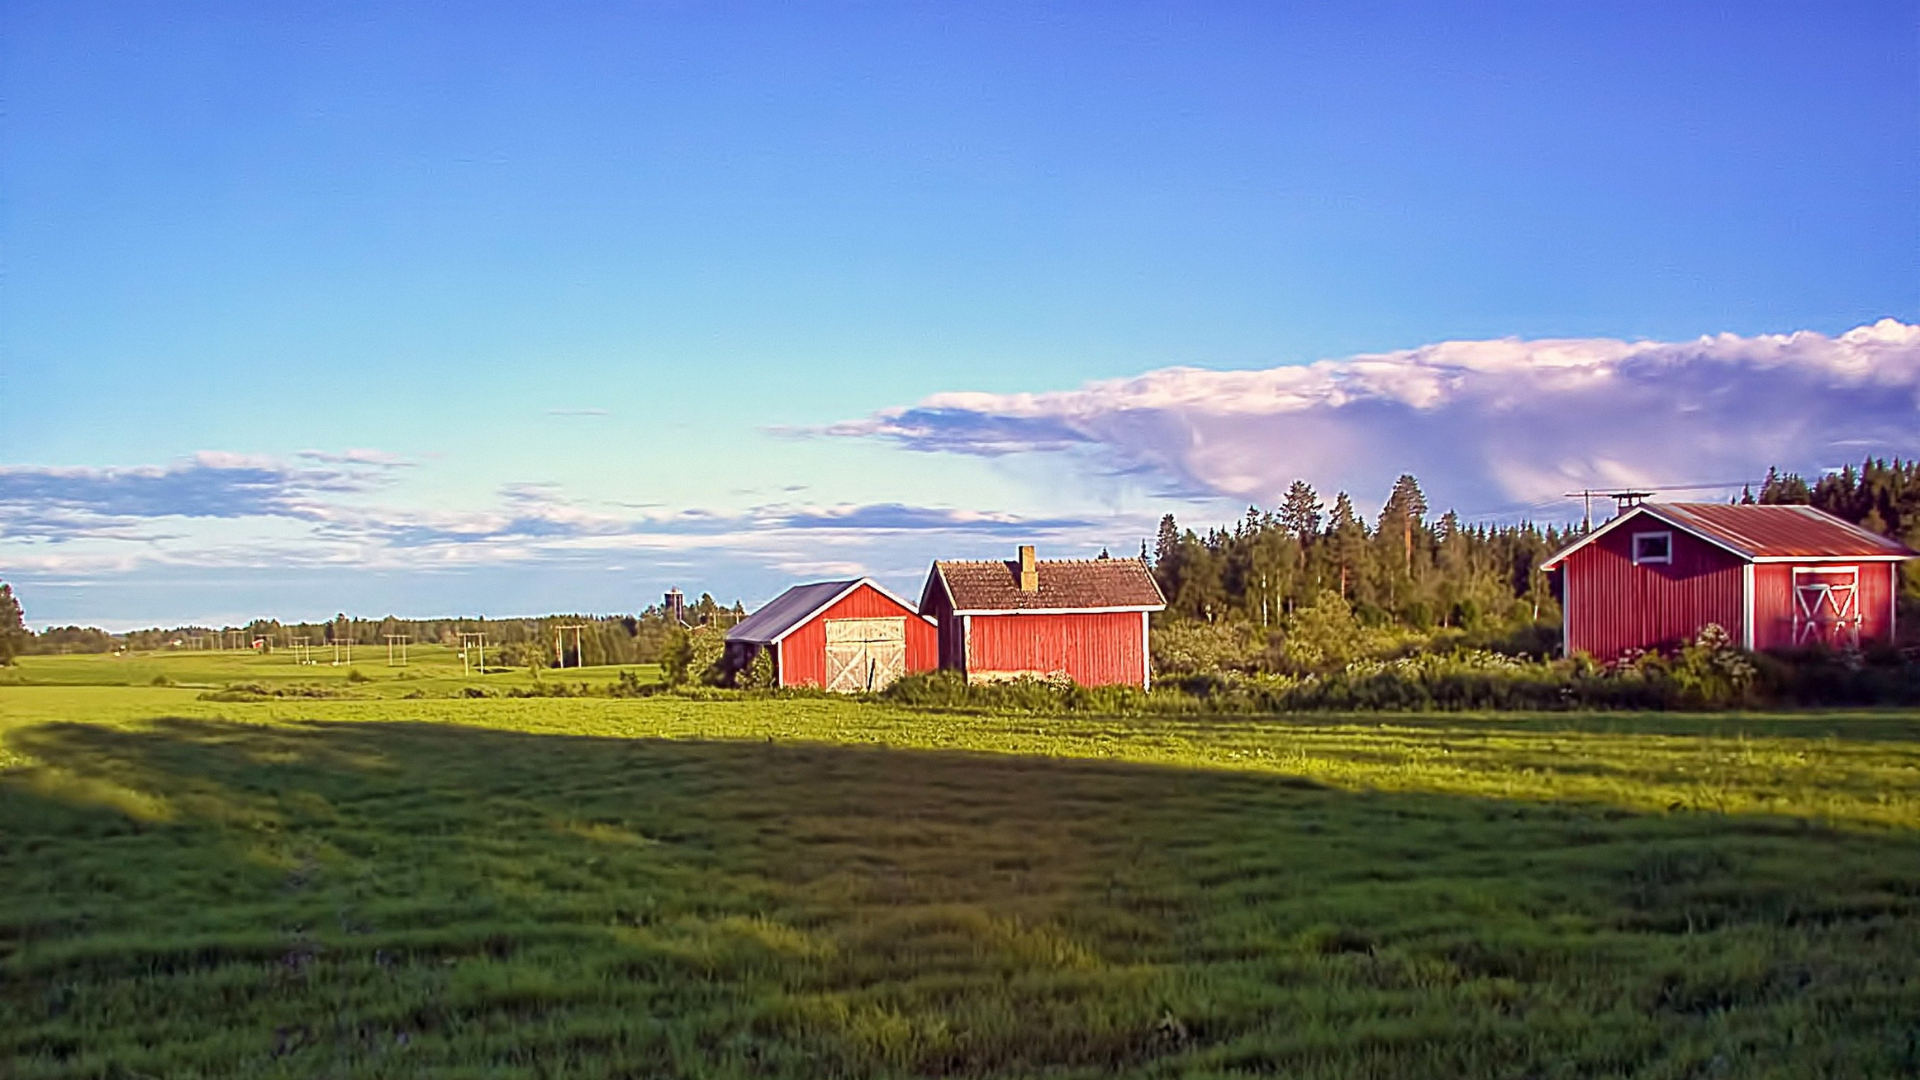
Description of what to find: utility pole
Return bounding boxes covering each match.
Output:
[457,632,488,676]
[553,623,587,669]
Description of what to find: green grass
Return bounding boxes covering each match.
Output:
[2,681,1918,1077]
[0,647,661,699]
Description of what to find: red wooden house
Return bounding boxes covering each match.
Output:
[918,546,1167,688]
[724,578,938,691]
[1542,502,1913,662]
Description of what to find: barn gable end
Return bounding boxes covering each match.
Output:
[727,579,937,691]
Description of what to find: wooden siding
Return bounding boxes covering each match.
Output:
[1563,524,1746,662]
[1751,561,1898,651]
[776,583,938,689]
[917,582,968,672]
[964,611,1146,687]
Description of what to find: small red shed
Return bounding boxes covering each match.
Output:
[724,578,937,691]
[919,546,1167,688]
[1542,502,1914,662]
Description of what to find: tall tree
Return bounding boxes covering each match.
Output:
[1277,481,1323,542]
[1379,474,1429,575]
[1326,493,1369,600]
[0,583,26,666]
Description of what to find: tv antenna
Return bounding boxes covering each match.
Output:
[1562,480,1757,531]
[1563,490,1654,532]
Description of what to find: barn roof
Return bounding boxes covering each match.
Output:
[927,557,1167,613]
[725,578,925,645]
[1542,502,1914,568]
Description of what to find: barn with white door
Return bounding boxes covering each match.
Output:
[723,578,939,691]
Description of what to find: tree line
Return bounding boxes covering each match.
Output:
[1,591,747,667]
[1152,474,1572,634]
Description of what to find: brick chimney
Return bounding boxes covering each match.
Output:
[1017,545,1038,592]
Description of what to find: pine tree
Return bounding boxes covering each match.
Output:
[1379,474,1429,575]
[1277,481,1323,542]
[1326,493,1369,600]
[0,583,26,665]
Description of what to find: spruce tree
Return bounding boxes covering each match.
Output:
[0,583,26,666]
[1326,493,1369,601]
[1277,480,1323,542]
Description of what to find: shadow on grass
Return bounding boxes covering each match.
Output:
[3,717,1919,1078]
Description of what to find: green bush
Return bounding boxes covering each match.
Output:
[1150,618,1265,676]
[661,627,726,687]
[738,647,776,690]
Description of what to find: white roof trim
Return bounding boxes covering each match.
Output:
[952,604,1165,616]
[1542,505,1750,568]
[749,578,931,645]
[1750,554,1910,563]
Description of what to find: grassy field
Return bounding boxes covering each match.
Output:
[2,660,1919,1077]
[0,645,661,698]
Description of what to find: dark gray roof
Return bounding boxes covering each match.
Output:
[725,580,860,644]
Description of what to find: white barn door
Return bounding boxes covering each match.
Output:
[824,617,908,693]
[1792,567,1860,648]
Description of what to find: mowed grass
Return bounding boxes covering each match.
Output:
[2,688,1919,1077]
[0,647,660,698]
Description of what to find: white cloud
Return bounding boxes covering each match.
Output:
[825,319,1920,512]
[0,449,1143,621]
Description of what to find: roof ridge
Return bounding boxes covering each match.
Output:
[937,556,1145,566]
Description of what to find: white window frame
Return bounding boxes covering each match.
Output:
[1631,530,1673,565]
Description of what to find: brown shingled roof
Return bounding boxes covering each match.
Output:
[931,557,1167,612]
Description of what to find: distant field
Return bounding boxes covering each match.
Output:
[0,646,661,698]
[2,674,1918,1076]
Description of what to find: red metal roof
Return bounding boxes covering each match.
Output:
[1544,502,1914,567]
[931,557,1166,612]
[1651,503,1913,559]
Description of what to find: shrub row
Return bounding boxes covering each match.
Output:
[878,632,1920,715]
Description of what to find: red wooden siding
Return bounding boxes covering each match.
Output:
[964,611,1146,687]
[918,584,968,671]
[1751,561,1898,651]
[1563,524,1746,662]
[775,584,938,689]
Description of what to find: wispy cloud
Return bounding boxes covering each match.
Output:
[0,452,393,540]
[0,449,1126,589]
[545,408,611,417]
[296,448,415,466]
[822,319,1920,509]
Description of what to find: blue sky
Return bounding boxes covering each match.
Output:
[2,1,1916,628]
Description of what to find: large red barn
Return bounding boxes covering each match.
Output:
[724,578,938,691]
[1542,502,1913,662]
[919,546,1167,688]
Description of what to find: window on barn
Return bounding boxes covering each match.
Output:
[1631,531,1673,565]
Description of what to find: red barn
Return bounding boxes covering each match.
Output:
[1542,502,1914,662]
[919,546,1167,688]
[724,578,938,691]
